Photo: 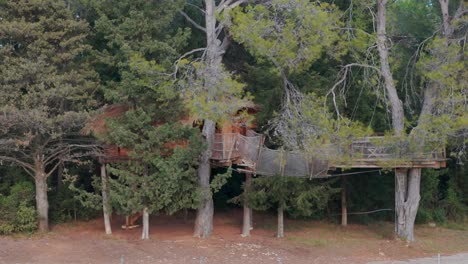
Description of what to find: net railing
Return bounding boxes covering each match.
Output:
[211,133,445,178]
[349,137,445,161]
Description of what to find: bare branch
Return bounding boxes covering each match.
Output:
[0,155,35,172]
[179,10,207,33]
[227,0,251,9]
[187,3,206,14]
[173,48,207,79]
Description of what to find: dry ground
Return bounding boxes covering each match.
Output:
[0,209,467,264]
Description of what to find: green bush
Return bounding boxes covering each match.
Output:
[0,180,37,234]
[0,222,14,235]
[14,202,37,233]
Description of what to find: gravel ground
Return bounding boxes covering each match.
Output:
[368,253,468,264]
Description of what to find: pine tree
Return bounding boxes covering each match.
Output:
[103,55,204,240]
[0,0,98,231]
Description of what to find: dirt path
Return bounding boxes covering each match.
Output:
[0,210,467,264]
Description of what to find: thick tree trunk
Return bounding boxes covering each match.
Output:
[194,120,215,238]
[341,176,347,227]
[193,0,233,238]
[34,159,49,232]
[395,168,421,241]
[241,173,252,237]
[141,207,149,240]
[277,205,284,238]
[377,1,423,242]
[100,164,112,235]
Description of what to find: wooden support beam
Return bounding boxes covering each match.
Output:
[241,173,252,237]
[100,164,112,235]
[341,176,347,227]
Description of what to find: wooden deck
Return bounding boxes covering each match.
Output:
[211,134,446,174]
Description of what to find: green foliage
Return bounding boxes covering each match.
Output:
[85,0,189,91]
[416,169,444,224]
[0,222,14,235]
[243,176,338,218]
[177,60,252,123]
[0,179,37,234]
[210,168,233,194]
[103,44,204,217]
[14,202,37,233]
[107,123,204,216]
[229,0,345,74]
[0,0,98,193]
[51,181,100,223]
[388,0,440,40]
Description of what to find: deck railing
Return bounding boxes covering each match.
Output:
[211,134,446,174]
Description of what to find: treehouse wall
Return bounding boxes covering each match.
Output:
[87,104,258,163]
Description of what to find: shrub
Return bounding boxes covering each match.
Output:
[0,180,36,234]
[0,222,14,235]
[14,202,37,233]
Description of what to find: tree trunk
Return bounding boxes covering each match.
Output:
[341,176,347,227]
[376,0,405,135]
[377,0,423,242]
[194,120,215,238]
[34,159,49,232]
[395,168,421,241]
[277,205,284,238]
[141,207,149,240]
[242,173,252,237]
[101,164,112,235]
[439,0,452,37]
[193,0,233,238]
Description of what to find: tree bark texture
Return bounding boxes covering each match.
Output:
[193,0,232,238]
[194,119,216,238]
[377,0,423,242]
[34,158,49,232]
[100,164,112,235]
[141,207,149,240]
[376,0,405,136]
[439,0,452,37]
[395,168,421,241]
[277,205,284,238]
[241,173,252,237]
[341,176,347,227]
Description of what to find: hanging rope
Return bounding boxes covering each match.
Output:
[331,208,393,216]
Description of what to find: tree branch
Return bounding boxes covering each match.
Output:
[173,47,207,79]
[0,155,35,172]
[179,10,207,33]
[46,160,63,178]
[187,3,206,14]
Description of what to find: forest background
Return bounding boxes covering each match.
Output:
[0,0,466,240]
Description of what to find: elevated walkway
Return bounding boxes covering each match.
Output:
[211,131,446,178]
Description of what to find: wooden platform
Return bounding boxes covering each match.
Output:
[211,134,446,174]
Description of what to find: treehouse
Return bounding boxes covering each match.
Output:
[84,103,447,235]
[83,104,260,164]
[86,104,446,178]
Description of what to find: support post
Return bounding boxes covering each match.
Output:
[341,176,347,227]
[241,173,252,237]
[277,205,284,238]
[141,207,149,240]
[101,164,112,235]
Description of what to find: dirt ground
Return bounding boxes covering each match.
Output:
[0,209,467,264]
